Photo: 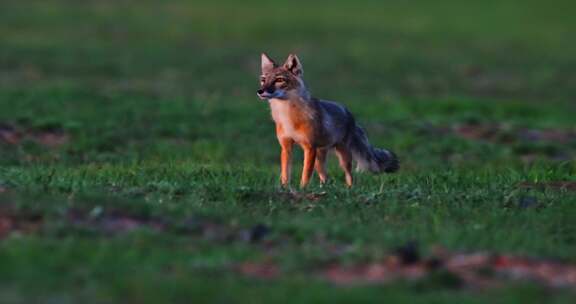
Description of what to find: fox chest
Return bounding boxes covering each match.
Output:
[269,100,314,143]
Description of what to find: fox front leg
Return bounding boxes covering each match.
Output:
[279,137,294,187]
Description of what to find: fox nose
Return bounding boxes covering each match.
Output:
[257,89,264,95]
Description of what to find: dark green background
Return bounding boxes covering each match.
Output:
[0,1,575,303]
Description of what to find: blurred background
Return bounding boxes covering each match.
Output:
[1,1,576,302]
[1,0,574,170]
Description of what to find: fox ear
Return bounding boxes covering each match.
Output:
[283,54,303,76]
[261,53,276,73]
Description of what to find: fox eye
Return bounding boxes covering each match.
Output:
[275,78,286,84]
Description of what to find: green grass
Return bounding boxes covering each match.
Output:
[0,0,575,303]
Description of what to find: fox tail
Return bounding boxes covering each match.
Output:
[347,125,399,174]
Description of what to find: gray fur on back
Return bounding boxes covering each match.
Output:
[315,99,399,174]
[317,100,354,146]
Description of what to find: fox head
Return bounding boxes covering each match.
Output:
[257,53,307,100]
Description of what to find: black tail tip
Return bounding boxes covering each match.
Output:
[379,150,399,173]
[384,156,399,173]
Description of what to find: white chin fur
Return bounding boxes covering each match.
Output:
[257,94,268,100]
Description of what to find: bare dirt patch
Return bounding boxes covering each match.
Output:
[236,243,576,290]
[322,249,576,289]
[519,181,576,192]
[420,122,576,161]
[2,197,575,290]
[238,261,281,280]
[66,208,166,235]
[0,122,69,147]
[449,122,576,145]
[0,212,43,239]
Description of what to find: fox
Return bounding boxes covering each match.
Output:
[257,53,399,188]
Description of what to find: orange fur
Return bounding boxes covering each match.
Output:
[273,99,320,187]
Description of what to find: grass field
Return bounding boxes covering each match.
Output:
[1,0,575,303]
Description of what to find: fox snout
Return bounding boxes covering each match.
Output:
[256,86,276,100]
[257,83,287,100]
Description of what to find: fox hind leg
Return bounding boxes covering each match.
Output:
[335,145,353,187]
[300,145,317,188]
[315,148,329,185]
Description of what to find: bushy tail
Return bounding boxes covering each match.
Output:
[348,126,399,174]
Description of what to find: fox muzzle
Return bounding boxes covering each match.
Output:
[257,86,278,100]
